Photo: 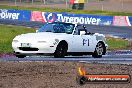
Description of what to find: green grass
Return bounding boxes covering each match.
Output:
[0,24,35,53]
[106,37,129,51]
[1,5,132,16]
[0,24,130,53]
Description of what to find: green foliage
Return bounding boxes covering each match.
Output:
[106,37,128,50]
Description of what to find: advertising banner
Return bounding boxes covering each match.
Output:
[31,11,46,22]
[128,16,132,26]
[30,11,113,26]
[113,16,131,26]
[0,9,31,21]
[2,9,132,27]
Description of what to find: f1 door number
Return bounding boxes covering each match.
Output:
[83,39,89,46]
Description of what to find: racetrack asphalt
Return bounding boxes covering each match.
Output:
[0,54,132,65]
[85,25,132,40]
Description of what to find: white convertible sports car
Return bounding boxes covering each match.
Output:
[12,22,108,58]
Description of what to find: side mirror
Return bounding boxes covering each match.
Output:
[80,30,86,35]
[36,30,38,33]
[83,25,86,29]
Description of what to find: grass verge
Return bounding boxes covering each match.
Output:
[106,37,131,51]
[1,5,132,16]
[0,24,131,53]
[0,24,35,53]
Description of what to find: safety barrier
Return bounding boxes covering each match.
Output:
[0,9,132,26]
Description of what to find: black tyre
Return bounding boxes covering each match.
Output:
[54,42,67,58]
[16,55,26,58]
[92,42,104,58]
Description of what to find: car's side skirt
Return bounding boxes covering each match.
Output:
[14,52,93,56]
[67,52,93,56]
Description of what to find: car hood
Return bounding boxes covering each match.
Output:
[14,32,67,42]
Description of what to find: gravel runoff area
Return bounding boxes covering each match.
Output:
[0,61,132,88]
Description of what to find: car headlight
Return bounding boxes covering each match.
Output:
[13,40,19,43]
[38,41,47,43]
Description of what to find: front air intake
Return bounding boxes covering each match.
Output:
[19,47,39,51]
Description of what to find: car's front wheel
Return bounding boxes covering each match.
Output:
[92,42,104,58]
[54,42,68,58]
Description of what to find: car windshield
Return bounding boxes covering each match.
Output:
[38,22,75,34]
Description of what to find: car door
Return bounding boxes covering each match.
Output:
[70,33,94,52]
[70,25,95,53]
[81,34,95,52]
[70,34,85,52]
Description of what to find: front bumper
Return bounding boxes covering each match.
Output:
[12,42,56,55]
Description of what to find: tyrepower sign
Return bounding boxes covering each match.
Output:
[0,9,31,21]
[30,11,113,25]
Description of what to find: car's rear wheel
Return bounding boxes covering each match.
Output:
[92,42,104,58]
[54,42,68,58]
